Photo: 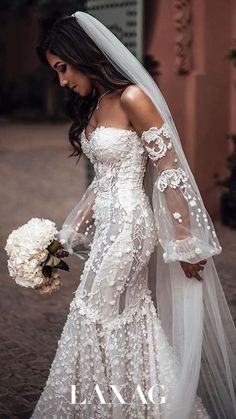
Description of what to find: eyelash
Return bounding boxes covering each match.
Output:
[58,65,66,73]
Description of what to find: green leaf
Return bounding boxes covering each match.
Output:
[45,254,61,268]
[42,265,52,279]
[47,239,61,255]
[56,260,70,272]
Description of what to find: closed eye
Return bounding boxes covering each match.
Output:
[57,64,67,73]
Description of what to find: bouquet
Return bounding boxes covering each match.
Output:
[5,218,69,295]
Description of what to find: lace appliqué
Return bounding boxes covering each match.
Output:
[141,124,173,162]
[157,167,188,192]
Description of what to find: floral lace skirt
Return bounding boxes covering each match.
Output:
[31,291,210,419]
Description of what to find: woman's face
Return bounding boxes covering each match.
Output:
[46,50,93,96]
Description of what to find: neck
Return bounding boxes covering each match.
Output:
[93,82,110,95]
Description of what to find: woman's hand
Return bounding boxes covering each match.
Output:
[180,260,207,281]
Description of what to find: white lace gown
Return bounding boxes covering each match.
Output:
[31,126,210,419]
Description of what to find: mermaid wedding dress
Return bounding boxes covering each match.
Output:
[31,124,213,419]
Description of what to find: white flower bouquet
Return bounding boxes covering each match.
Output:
[5,218,69,295]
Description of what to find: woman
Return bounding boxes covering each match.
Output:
[31,11,236,419]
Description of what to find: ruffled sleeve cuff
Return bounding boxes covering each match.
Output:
[58,226,92,260]
[161,236,222,263]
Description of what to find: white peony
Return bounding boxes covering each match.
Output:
[5,218,58,289]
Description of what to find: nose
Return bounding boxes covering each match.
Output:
[59,75,69,88]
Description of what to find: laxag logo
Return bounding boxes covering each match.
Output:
[71,384,166,405]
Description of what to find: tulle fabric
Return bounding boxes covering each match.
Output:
[59,177,97,260]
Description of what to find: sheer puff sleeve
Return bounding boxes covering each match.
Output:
[141,123,222,263]
[58,177,97,260]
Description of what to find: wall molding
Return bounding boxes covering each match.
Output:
[174,0,193,74]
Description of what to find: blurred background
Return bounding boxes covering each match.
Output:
[0,1,235,417]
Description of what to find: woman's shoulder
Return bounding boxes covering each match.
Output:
[119,84,164,136]
[120,84,148,104]
[120,85,157,115]
[120,85,162,130]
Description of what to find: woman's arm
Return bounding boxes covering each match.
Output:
[121,86,207,278]
[58,177,97,259]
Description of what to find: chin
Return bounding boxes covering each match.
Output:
[82,90,93,97]
[74,88,87,96]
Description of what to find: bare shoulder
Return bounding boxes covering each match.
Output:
[120,85,163,135]
[120,85,153,109]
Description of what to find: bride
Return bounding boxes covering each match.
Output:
[31,11,236,419]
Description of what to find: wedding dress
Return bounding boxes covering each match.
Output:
[31,124,213,419]
[31,11,236,419]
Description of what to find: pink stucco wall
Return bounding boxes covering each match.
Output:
[145,0,235,218]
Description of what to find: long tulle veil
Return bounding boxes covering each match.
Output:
[72,11,236,419]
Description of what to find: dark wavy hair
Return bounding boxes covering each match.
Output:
[37,15,132,161]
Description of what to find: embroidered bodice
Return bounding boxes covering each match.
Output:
[81,126,148,194]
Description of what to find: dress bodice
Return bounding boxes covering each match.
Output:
[81,126,148,194]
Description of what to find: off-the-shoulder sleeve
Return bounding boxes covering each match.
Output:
[141,123,222,263]
[58,177,97,260]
